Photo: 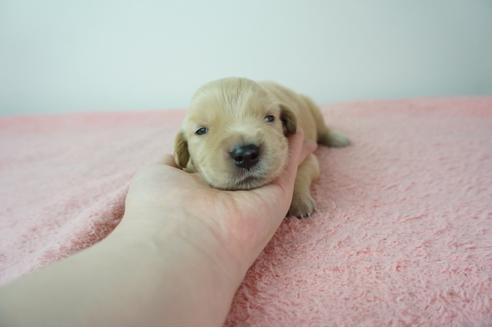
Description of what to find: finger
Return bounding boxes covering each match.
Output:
[247,130,310,219]
[288,129,318,166]
[269,129,304,190]
[298,139,318,165]
[278,130,318,188]
[287,128,306,162]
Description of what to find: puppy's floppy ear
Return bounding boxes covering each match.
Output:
[173,131,190,168]
[280,104,297,136]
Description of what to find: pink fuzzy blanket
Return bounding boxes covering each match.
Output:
[1,98,491,325]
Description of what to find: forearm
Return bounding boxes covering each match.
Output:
[0,216,241,326]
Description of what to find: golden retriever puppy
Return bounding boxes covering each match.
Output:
[174,77,349,218]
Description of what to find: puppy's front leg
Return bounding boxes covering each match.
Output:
[288,154,320,218]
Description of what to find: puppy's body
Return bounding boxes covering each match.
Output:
[174,78,349,217]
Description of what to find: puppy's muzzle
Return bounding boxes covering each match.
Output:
[229,144,260,169]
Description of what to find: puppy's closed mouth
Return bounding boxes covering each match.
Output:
[238,175,261,184]
[232,172,268,190]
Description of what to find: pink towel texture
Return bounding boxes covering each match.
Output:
[0,97,491,325]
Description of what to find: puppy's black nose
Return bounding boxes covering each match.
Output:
[230,144,260,169]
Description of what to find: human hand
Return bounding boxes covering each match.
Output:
[0,129,316,327]
[122,129,317,274]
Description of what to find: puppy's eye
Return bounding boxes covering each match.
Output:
[195,127,208,135]
[264,115,275,123]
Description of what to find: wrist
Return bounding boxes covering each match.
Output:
[117,209,246,285]
[106,214,244,324]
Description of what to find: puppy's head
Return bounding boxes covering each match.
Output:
[174,77,296,190]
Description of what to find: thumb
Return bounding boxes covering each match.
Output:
[274,129,317,191]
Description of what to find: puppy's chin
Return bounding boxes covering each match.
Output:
[230,175,273,190]
[203,162,286,191]
[206,173,272,191]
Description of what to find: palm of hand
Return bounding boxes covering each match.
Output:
[123,130,314,267]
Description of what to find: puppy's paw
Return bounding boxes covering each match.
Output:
[288,193,316,219]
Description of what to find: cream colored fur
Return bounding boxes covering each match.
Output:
[174,77,349,217]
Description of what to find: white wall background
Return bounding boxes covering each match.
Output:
[1,0,491,116]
